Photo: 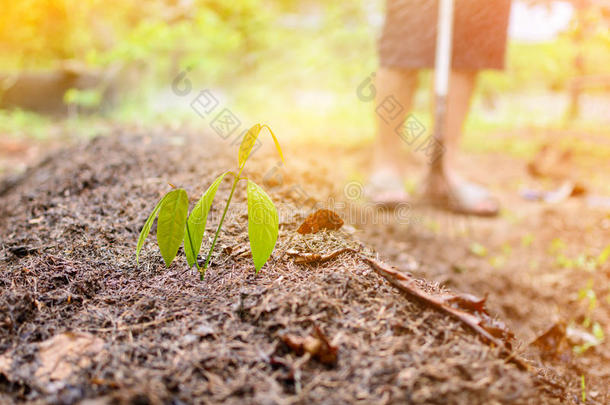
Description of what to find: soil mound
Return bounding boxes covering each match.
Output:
[0,133,562,404]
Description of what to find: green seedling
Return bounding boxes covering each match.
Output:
[573,322,604,355]
[597,245,610,267]
[521,233,534,248]
[578,279,598,328]
[469,242,487,257]
[136,123,284,279]
[548,237,566,255]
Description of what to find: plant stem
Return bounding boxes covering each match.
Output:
[200,174,240,280]
[184,221,199,270]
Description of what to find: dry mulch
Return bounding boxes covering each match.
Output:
[0,130,586,404]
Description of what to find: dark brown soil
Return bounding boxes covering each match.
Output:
[0,129,608,404]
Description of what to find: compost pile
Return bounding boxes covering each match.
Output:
[0,130,580,404]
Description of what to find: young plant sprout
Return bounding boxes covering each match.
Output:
[136,124,284,279]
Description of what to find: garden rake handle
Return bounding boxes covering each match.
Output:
[430,0,455,176]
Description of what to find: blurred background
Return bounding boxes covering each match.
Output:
[0,0,609,176]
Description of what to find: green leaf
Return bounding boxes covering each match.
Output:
[247,180,279,273]
[238,124,261,168]
[261,124,284,163]
[238,124,284,169]
[157,188,189,267]
[136,192,170,265]
[184,172,227,268]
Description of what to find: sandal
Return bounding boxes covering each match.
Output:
[420,171,500,217]
[364,168,410,208]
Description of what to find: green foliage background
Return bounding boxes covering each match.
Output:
[3,1,608,87]
[1,0,609,151]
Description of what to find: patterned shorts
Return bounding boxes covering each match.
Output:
[379,0,511,70]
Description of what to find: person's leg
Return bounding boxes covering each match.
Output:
[372,67,418,173]
[367,67,417,206]
[426,69,499,215]
[442,69,476,170]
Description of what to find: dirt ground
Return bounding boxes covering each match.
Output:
[0,128,608,404]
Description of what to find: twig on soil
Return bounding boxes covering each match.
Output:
[285,248,352,264]
[288,247,529,370]
[84,310,188,333]
[357,254,530,370]
[358,256,504,345]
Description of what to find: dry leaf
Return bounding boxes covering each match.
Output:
[281,326,338,365]
[530,321,572,362]
[531,322,566,352]
[443,292,488,314]
[0,352,11,375]
[297,209,343,234]
[527,144,573,180]
[35,332,105,381]
[0,331,105,388]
